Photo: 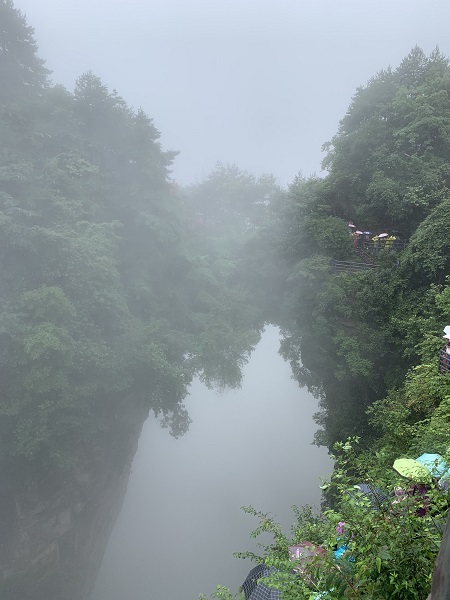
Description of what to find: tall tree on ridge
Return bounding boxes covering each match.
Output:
[0,0,50,104]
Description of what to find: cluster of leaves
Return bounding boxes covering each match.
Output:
[0,0,51,104]
[202,440,448,600]
[322,46,450,236]
[198,586,244,600]
[269,47,450,449]
[0,2,270,468]
[197,46,450,600]
[183,163,289,323]
[6,6,450,595]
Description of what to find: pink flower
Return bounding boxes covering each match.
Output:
[336,521,346,536]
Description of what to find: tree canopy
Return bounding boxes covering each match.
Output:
[271,47,450,450]
[200,49,450,600]
[3,5,450,597]
[0,0,50,103]
[0,2,267,467]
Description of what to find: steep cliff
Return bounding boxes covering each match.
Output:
[0,398,149,600]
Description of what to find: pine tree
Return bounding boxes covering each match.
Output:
[0,0,50,104]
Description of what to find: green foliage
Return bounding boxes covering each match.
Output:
[368,362,450,458]
[320,48,450,235]
[0,0,50,104]
[235,506,290,562]
[4,14,450,597]
[185,162,281,234]
[279,176,344,263]
[197,45,450,600]
[222,440,448,600]
[198,585,244,600]
[0,9,268,467]
[401,199,450,285]
[268,47,450,450]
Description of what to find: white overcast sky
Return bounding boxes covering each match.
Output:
[16,0,450,187]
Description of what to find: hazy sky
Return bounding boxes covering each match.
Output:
[16,0,450,186]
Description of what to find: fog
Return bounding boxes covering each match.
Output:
[89,326,332,600]
[5,2,449,596]
[15,0,450,187]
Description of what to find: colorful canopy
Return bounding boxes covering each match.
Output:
[393,458,432,482]
[352,483,388,509]
[415,453,450,478]
[242,565,281,600]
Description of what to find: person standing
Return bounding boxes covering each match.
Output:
[445,339,450,373]
[371,234,379,254]
[386,235,396,250]
[439,332,450,373]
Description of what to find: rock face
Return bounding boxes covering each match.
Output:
[429,513,450,600]
[0,399,149,600]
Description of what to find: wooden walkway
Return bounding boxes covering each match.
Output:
[333,260,379,273]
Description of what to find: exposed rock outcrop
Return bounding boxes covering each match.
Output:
[0,398,149,600]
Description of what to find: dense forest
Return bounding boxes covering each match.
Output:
[223,45,450,600]
[0,0,275,470]
[2,0,450,598]
[195,41,450,600]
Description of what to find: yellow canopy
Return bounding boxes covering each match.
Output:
[393,458,432,482]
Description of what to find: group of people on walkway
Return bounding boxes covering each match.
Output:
[347,221,399,251]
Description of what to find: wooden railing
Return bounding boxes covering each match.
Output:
[438,349,450,374]
[333,261,379,273]
[333,238,407,274]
